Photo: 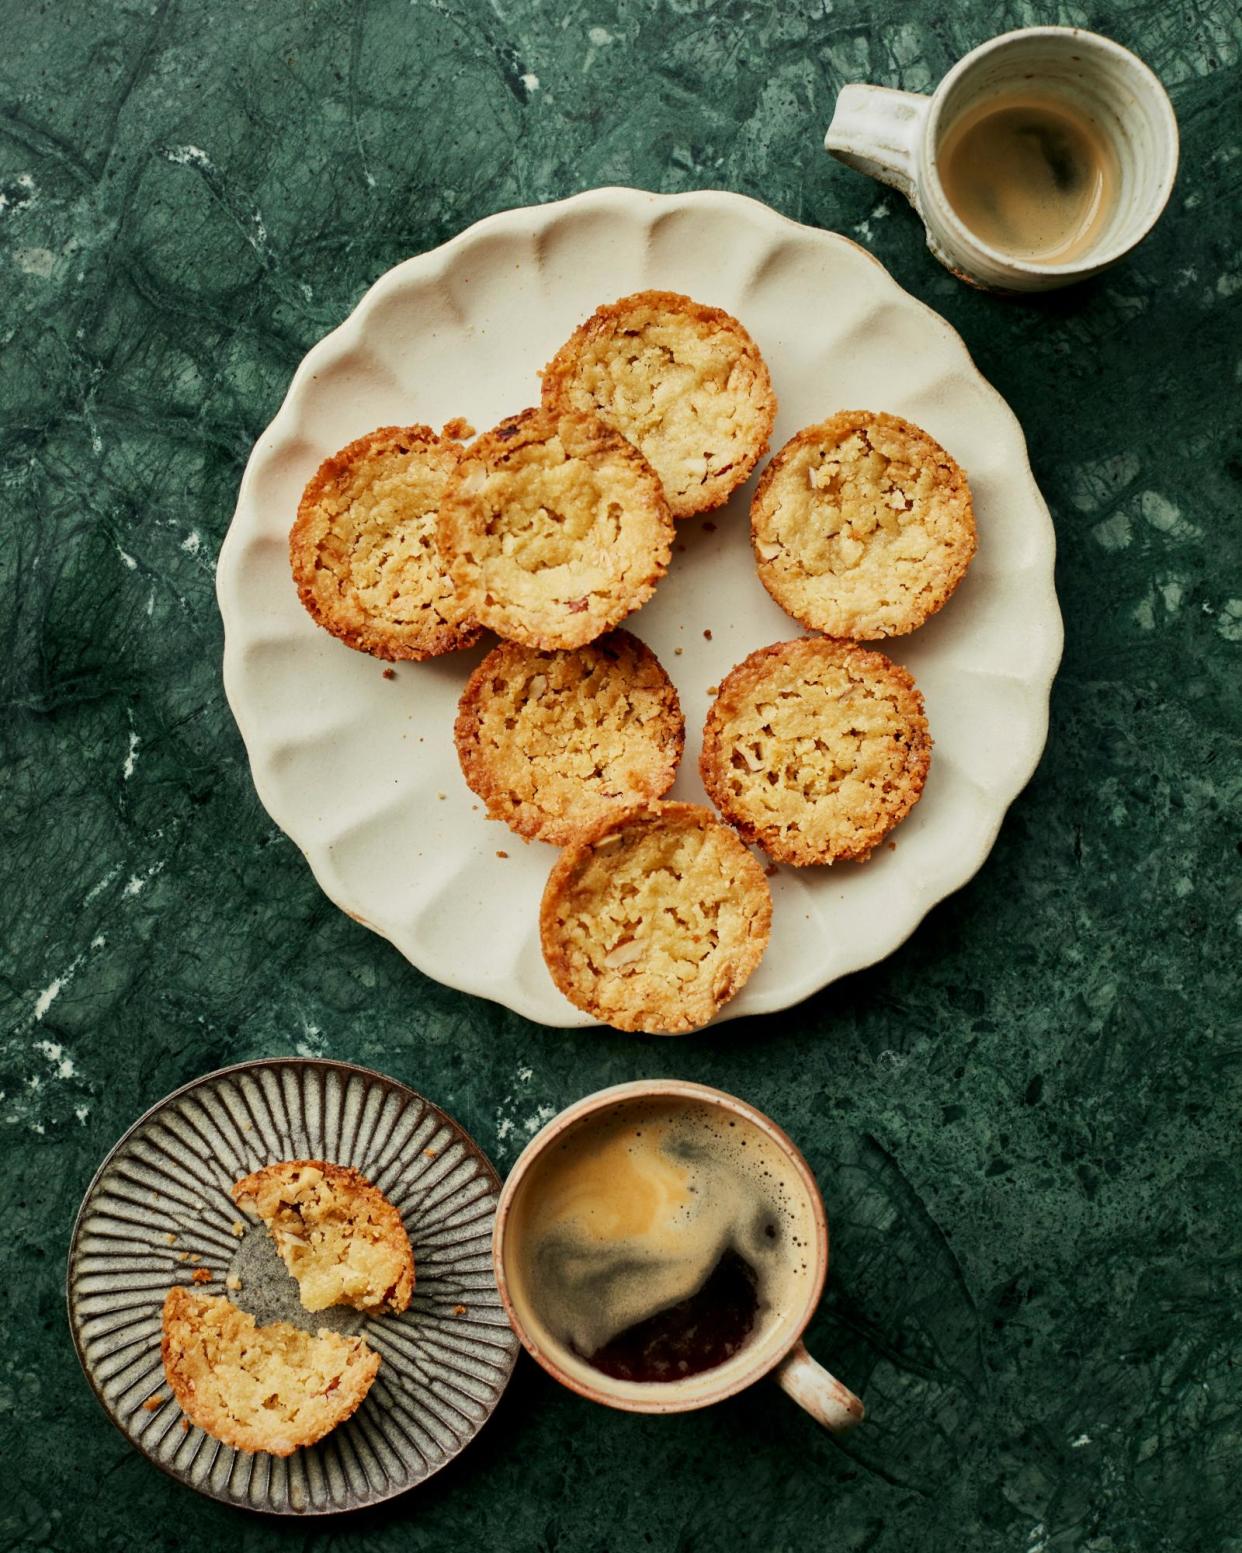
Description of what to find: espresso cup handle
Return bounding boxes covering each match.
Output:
[774,1341,865,1433]
[823,84,929,203]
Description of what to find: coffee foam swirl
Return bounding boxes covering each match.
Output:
[509,1101,798,1359]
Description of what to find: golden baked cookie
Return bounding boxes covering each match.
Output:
[750,410,975,638]
[232,1160,414,1315]
[455,631,684,844]
[160,1287,380,1456]
[290,424,480,661]
[542,290,776,518]
[438,408,673,650]
[540,801,772,1034]
[699,637,931,866]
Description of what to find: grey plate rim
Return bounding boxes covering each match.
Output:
[66,1055,519,1516]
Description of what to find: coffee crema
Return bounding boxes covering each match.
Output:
[937,92,1120,264]
[505,1099,809,1383]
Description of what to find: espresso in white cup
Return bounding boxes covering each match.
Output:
[825,27,1178,292]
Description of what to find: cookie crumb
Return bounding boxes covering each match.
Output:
[231,1221,245,1238]
[452,1304,468,1317]
[674,647,683,656]
[180,1417,191,1432]
[165,1233,177,1245]
[382,667,396,680]
[143,1394,166,1411]
[703,629,713,640]
[177,1252,190,1263]
[437,792,446,800]
[442,417,476,441]
[225,1273,242,1292]
[191,1268,212,1285]
[423,1147,438,1159]
[496,850,509,859]
[706,686,718,696]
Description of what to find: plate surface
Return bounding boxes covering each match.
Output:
[217,187,1062,1028]
[67,1059,518,1514]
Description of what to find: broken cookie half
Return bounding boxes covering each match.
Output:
[161,1287,380,1456]
[232,1160,414,1315]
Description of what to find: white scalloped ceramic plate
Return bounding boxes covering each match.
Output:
[218,188,1061,1029]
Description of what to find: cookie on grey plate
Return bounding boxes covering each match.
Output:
[455,631,684,845]
[232,1159,414,1315]
[699,636,931,865]
[539,801,772,1035]
[438,407,674,650]
[751,410,975,639]
[290,423,480,661]
[542,290,776,518]
[161,1287,380,1457]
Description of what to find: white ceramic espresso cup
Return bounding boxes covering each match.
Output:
[824,27,1178,292]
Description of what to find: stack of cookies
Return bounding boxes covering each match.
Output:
[290,291,976,1035]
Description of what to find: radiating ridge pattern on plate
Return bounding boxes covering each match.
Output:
[68,1059,518,1515]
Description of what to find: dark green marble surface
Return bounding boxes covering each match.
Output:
[2,0,1240,1548]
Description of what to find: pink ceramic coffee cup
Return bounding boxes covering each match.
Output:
[493,1079,864,1431]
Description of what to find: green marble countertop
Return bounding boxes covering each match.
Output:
[2,1,1239,1548]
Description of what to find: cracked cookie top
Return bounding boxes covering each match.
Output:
[699,637,931,866]
[232,1159,414,1315]
[290,423,480,661]
[454,631,684,845]
[438,407,673,650]
[540,801,772,1034]
[541,291,776,518]
[750,410,975,639]
[160,1287,380,1457]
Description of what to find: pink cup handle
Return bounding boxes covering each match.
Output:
[774,1341,865,1433]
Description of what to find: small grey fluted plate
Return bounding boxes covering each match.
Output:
[67,1058,518,1514]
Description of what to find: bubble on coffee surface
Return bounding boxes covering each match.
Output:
[512,1101,796,1366]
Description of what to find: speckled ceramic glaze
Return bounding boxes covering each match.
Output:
[67,1059,518,1514]
[217,186,1062,1028]
[826,28,1179,291]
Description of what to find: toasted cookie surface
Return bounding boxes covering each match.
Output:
[290,424,479,661]
[233,1160,414,1314]
[542,290,776,518]
[751,410,975,639]
[160,1287,380,1456]
[700,637,931,865]
[438,408,673,650]
[455,631,684,844]
[540,801,772,1034]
